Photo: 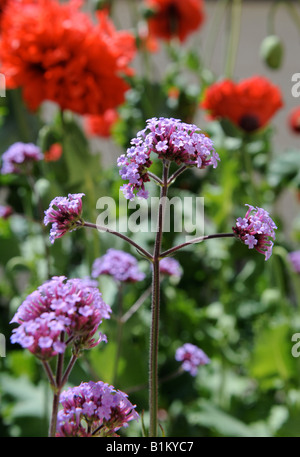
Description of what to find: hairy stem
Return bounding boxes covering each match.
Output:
[27,173,51,279]
[160,233,235,259]
[113,283,124,386]
[48,341,65,437]
[149,160,169,437]
[83,221,153,261]
[167,165,187,186]
[61,354,78,387]
[121,285,152,323]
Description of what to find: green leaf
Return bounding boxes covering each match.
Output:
[248,321,295,388]
[268,149,300,188]
[189,399,263,437]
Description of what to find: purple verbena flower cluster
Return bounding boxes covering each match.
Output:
[159,257,182,277]
[1,142,43,174]
[10,276,111,360]
[56,381,139,437]
[117,117,220,200]
[233,204,277,261]
[92,248,145,283]
[0,205,13,219]
[288,250,300,273]
[175,343,210,376]
[44,193,85,244]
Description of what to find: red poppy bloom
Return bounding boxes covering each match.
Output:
[288,107,300,134]
[44,143,63,162]
[0,0,136,116]
[145,0,205,43]
[0,0,8,18]
[83,109,119,138]
[201,76,283,133]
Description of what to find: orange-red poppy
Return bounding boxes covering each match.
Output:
[44,143,63,162]
[0,0,136,116]
[84,109,119,138]
[288,107,300,134]
[145,0,205,43]
[201,76,283,132]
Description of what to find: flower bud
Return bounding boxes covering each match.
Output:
[260,35,284,69]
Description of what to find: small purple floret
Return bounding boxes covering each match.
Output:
[288,250,300,273]
[92,248,145,283]
[1,142,43,174]
[233,204,277,260]
[44,193,85,244]
[0,205,13,219]
[159,257,182,277]
[175,343,210,376]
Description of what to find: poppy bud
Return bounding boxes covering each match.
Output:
[260,35,284,69]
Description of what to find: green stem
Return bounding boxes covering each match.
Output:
[240,139,261,204]
[284,1,300,33]
[268,1,300,35]
[204,0,230,69]
[149,160,169,437]
[9,90,31,143]
[224,0,242,78]
[113,283,124,386]
[27,173,51,279]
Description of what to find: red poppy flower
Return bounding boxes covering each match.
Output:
[0,0,136,116]
[288,107,300,134]
[83,109,119,138]
[0,0,8,18]
[145,0,205,43]
[201,76,283,133]
[44,143,63,162]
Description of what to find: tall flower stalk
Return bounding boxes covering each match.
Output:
[149,159,169,436]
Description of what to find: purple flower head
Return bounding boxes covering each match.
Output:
[1,142,43,174]
[0,205,13,219]
[159,257,182,278]
[288,250,300,274]
[92,248,145,283]
[44,193,85,244]
[233,204,277,261]
[175,343,210,376]
[11,312,68,360]
[118,117,220,200]
[56,381,139,437]
[10,276,111,359]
